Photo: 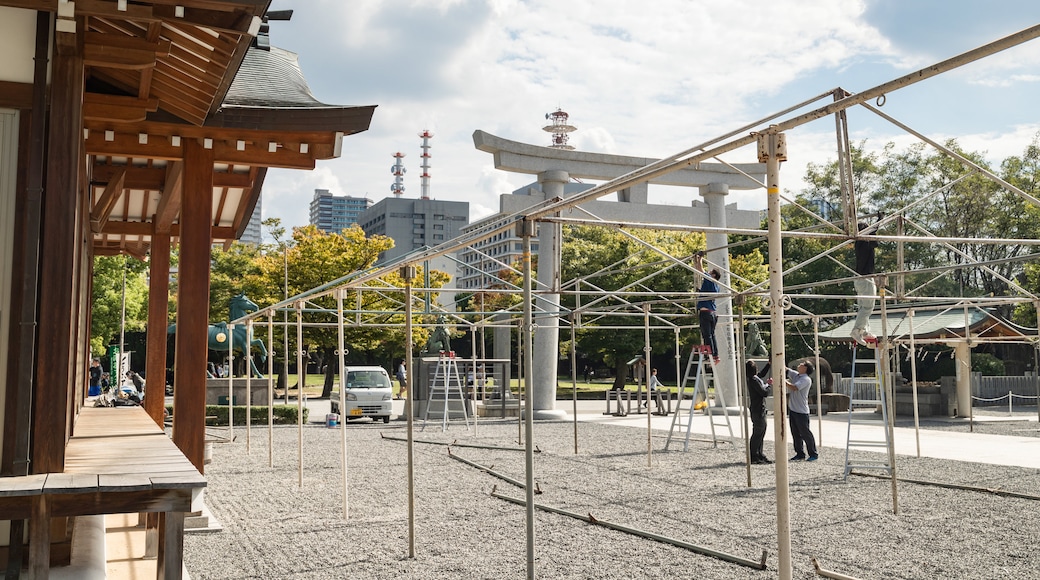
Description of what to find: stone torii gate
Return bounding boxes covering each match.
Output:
[474,130,766,418]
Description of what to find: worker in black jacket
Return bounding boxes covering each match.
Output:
[746,359,772,464]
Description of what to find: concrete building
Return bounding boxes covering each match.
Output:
[359,197,469,309]
[309,188,372,233]
[359,197,469,262]
[239,197,263,246]
[458,182,592,290]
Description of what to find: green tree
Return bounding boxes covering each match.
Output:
[250,224,452,397]
[90,256,149,356]
[560,225,767,388]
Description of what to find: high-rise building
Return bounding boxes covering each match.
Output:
[308,188,372,233]
[239,197,262,246]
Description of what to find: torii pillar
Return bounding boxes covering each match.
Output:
[533,170,568,419]
[700,182,738,408]
[473,130,764,418]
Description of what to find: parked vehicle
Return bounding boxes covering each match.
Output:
[330,366,394,423]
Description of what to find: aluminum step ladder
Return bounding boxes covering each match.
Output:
[843,344,893,480]
[665,345,733,451]
[422,352,470,432]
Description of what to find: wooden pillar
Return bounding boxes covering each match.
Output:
[32,27,83,474]
[145,233,172,426]
[172,139,213,473]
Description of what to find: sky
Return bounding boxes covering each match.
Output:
[258,0,1040,236]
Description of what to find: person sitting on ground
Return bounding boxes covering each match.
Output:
[851,220,879,346]
[693,251,722,364]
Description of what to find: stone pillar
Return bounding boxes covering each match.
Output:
[532,170,568,419]
[698,182,738,409]
[954,341,971,417]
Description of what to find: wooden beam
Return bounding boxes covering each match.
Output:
[154,161,183,233]
[83,40,165,71]
[83,92,159,123]
[90,166,125,233]
[0,81,33,109]
[93,221,236,239]
[92,163,253,189]
[86,134,320,170]
[145,233,171,427]
[33,29,82,475]
[172,139,213,474]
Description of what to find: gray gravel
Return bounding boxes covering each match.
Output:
[185,411,1040,580]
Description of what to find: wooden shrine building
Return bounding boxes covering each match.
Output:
[0,1,375,577]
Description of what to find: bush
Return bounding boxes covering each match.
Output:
[166,405,308,426]
[971,352,1005,376]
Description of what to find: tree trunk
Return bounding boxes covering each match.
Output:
[321,348,337,398]
[613,359,626,390]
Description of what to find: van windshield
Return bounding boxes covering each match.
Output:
[345,370,391,389]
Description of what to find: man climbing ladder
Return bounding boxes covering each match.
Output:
[851,220,879,346]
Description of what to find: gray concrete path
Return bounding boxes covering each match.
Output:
[303,397,1040,469]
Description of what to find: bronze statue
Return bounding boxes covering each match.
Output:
[745,322,768,358]
[425,315,452,353]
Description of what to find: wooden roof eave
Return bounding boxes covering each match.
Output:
[206,104,377,136]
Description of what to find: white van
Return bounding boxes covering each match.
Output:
[330,366,394,423]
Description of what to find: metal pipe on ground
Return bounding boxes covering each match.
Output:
[490,488,768,570]
[850,472,1040,501]
[447,449,541,494]
[380,433,538,452]
[812,558,861,580]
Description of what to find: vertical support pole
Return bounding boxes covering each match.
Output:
[337,289,349,521]
[401,265,416,559]
[296,301,304,488]
[643,303,652,468]
[759,129,792,580]
[28,495,49,580]
[879,288,898,515]
[570,314,578,455]
[813,317,823,445]
[519,217,537,580]
[173,138,214,473]
[34,22,84,474]
[267,313,274,468]
[145,232,171,426]
[736,303,752,487]
[227,324,234,442]
[908,310,921,457]
[246,319,253,452]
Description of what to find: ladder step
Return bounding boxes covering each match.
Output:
[847,440,888,447]
[846,463,892,470]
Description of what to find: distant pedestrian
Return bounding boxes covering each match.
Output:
[396,360,408,400]
[88,358,102,397]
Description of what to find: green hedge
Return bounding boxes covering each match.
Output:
[166,405,308,426]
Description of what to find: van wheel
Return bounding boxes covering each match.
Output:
[382,416,390,424]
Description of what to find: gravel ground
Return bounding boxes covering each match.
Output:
[184,410,1040,580]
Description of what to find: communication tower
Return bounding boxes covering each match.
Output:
[543,108,576,150]
[390,151,406,197]
[419,129,433,199]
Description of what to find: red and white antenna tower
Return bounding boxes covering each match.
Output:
[419,129,433,199]
[543,108,576,150]
[390,151,406,197]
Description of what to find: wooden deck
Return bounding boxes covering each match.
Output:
[0,406,205,579]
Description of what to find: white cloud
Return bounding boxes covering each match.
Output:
[260,0,1040,231]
